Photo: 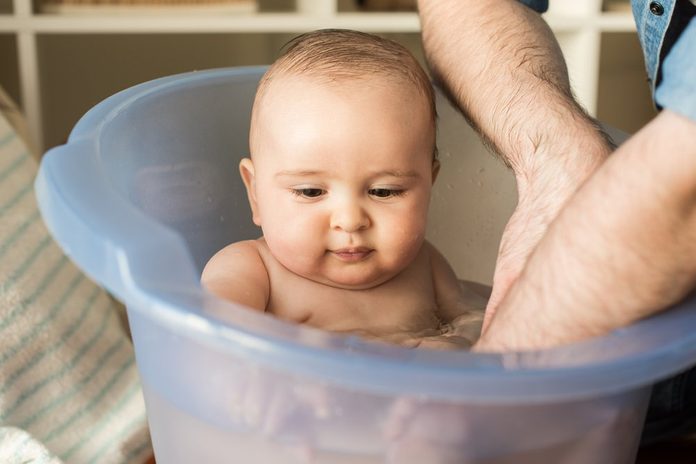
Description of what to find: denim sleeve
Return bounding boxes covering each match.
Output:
[517,0,549,13]
[655,17,696,122]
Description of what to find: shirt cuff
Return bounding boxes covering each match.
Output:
[655,17,696,122]
[517,0,549,13]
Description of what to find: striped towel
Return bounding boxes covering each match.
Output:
[0,112,152,463]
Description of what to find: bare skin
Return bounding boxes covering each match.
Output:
[477,110,696,351]
[204,239,483,348]
[419,0,696,351]
[202,74,483,350]
[419,0,613,334]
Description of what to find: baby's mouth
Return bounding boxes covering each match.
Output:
[331,247,374,262]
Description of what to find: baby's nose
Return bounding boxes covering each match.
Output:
[330,201,370,232]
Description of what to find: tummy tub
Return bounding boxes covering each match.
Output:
[36,67,696,464]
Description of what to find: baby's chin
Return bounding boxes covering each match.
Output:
[301,269,401,290]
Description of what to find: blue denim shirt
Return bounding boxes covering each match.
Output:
[518,0,696,122]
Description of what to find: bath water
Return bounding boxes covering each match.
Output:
[142,382,644,464]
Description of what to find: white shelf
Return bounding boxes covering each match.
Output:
[0,12,422,33]
[0,11,636,34]
[0,1,637,151]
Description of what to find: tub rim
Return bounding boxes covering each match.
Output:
[36,66,696,403]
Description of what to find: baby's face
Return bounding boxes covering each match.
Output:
[244,76,437,289]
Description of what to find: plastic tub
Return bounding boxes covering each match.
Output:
[36,67,696,464]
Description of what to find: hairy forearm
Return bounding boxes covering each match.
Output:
[418,0,611,182]
[476,111,696,351]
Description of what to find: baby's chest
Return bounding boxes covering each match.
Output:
[268,276,440,334]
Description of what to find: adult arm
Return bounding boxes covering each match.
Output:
[418,0,613,327]
[476,110,696,351]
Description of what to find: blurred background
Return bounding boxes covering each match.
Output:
[0,0,663,289]
[0,0,655,153]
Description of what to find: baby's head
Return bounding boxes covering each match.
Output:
[249,29,437,159]
[241,29,439,289]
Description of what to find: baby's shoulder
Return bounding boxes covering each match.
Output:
[202,239,266,278]
[201,239,271,310]
[212,239,263,260]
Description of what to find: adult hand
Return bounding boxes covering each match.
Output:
[418,0,613,332]
[483,151,606,332]
[477,111,696,352]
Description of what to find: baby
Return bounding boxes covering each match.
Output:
[202,29,483,349]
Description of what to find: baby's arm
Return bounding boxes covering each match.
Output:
[427,242,485,347]
[201,240,270,311]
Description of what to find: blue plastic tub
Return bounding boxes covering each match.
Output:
[36,67,696,463]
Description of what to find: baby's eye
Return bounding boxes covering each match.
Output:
[292,188,325,198]
[368,188,404,198]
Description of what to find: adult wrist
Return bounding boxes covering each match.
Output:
[512,117,612,200]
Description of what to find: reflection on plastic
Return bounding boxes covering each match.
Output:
[132,161,223,223]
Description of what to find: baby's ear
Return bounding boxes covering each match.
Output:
[239,157,261,226]
[431,159,441,184]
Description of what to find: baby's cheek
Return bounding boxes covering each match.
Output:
[389,220,426,260]
[265,219,322,267]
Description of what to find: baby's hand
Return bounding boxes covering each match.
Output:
[446,311,484,342]
[413,311,484,350]
[348,316,483,351]
[346,327,441,349]
[413,333,476,350]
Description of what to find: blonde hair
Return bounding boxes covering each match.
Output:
[250,29,438,160]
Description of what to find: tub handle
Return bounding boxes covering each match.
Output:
[35,138,200,304]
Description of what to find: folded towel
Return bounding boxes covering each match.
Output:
[0,112,151,463]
